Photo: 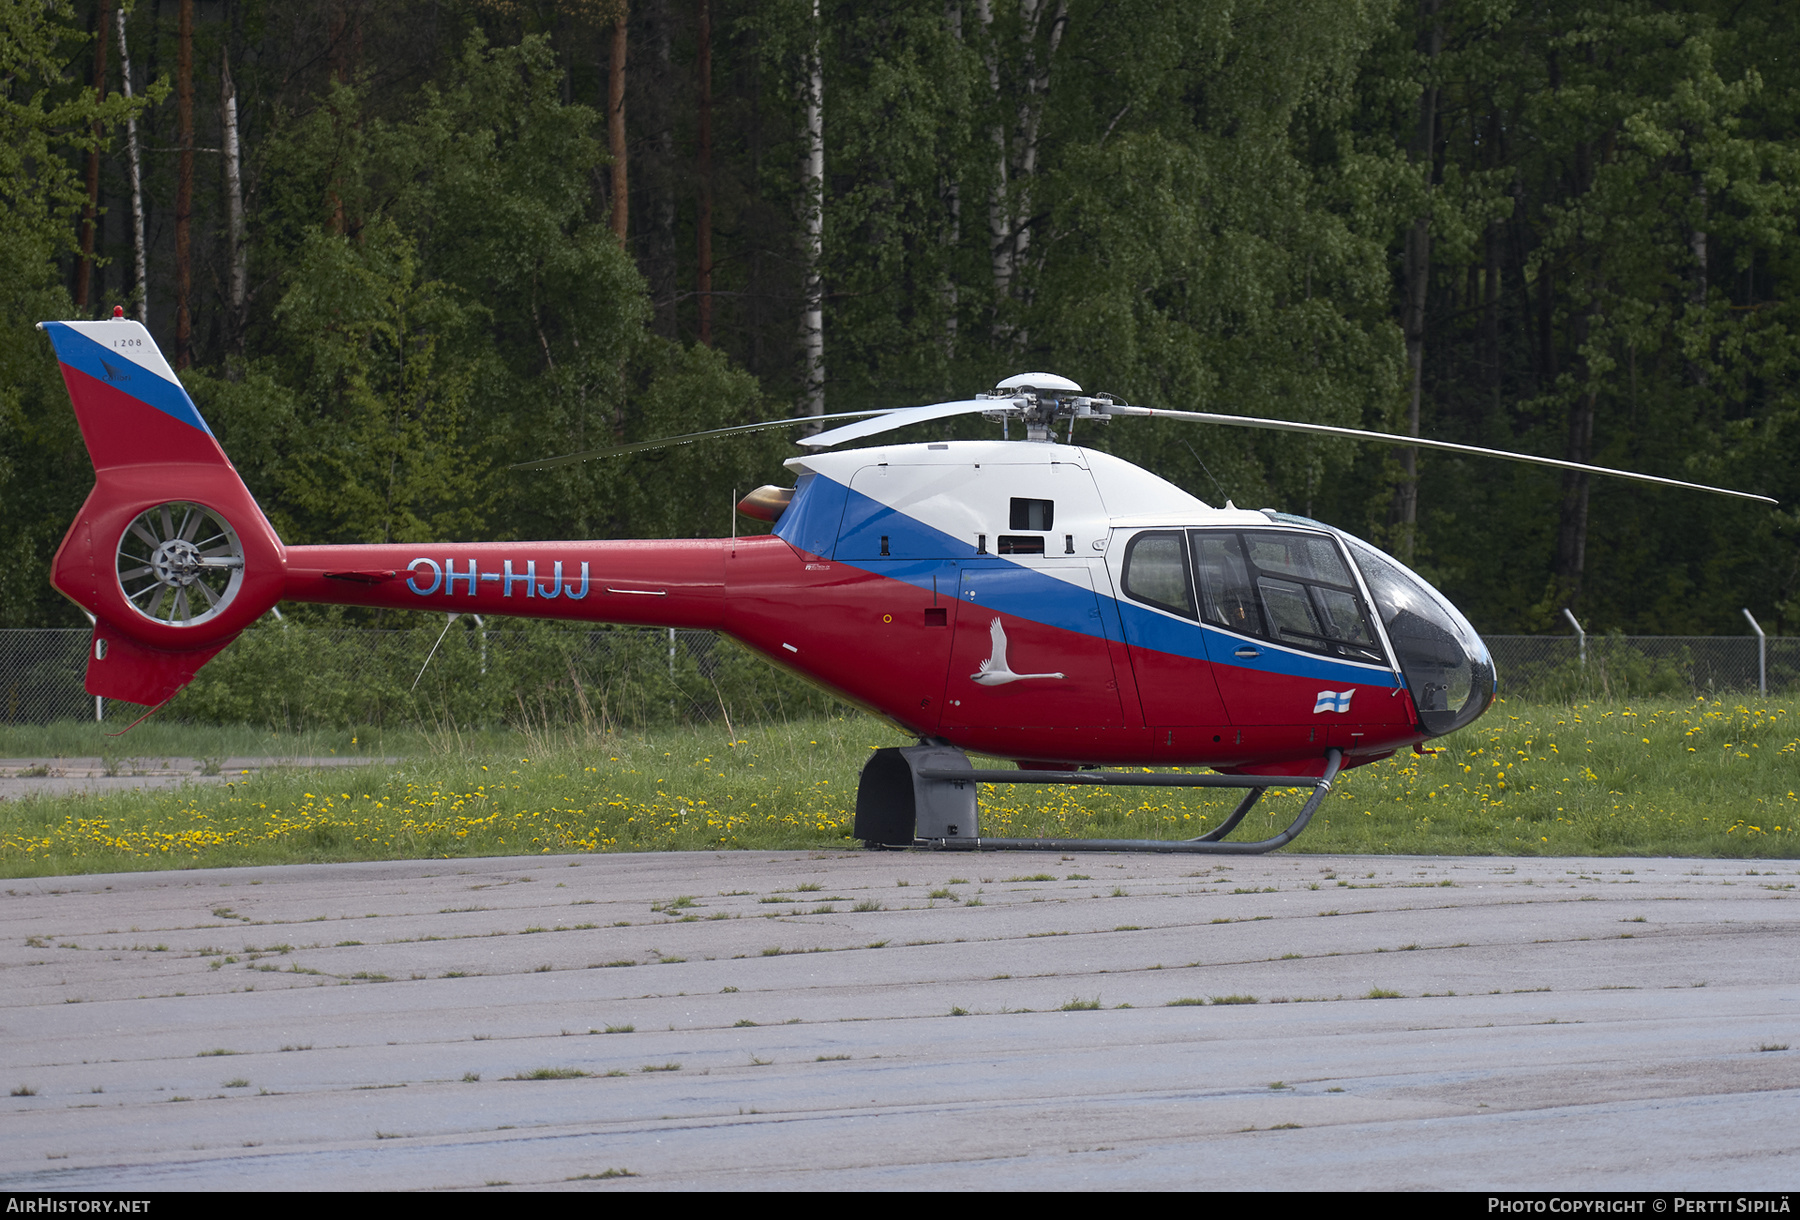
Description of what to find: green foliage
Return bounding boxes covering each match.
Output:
[1343,0,1800,632]
[0,0,160,626]
[267,222,484,544]
[201,33,778,555]
[0,0,155,285]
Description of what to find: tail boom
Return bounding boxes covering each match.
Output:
[281,540,727,630]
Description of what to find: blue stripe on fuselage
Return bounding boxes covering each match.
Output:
[1118,596,1399,686]
[774,472,851,558]
[778,471,1396,688]
[42,323,214,437]
[834,483,981,563]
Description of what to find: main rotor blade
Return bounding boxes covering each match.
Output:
[511,408,907,469]
[798,399,998,449]
[1104,404,1778,505]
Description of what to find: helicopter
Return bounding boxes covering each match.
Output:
[37,313,1776,854]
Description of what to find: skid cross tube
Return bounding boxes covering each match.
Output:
[910,748,1342,855]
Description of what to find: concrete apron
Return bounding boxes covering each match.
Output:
[1,851,1796,1190]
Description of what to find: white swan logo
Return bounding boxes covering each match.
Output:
[971,617,1065,686]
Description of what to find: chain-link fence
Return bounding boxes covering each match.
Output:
[1485,633,1797,701]
[0,623,849,730]
[2,625,1793,728]
[0,629,98,725]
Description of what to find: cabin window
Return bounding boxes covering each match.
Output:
[1010,498,1054,531]
[1122,531,1196,619]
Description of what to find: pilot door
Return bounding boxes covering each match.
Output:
[1185,528,1416,759]
[938,563,1125,730]
[1109,531,1230,750]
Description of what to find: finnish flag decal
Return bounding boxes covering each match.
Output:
[1313,689,1355,714]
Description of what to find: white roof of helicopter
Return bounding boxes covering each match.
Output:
[783,440,1277,533]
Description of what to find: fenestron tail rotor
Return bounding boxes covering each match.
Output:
[115,502,246,627]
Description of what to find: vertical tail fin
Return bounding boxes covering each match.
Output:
[39,316,286,705]
[40,318,230,469]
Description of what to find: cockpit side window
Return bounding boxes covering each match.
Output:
[1192,533,1265,636]
[1192,529,1382,664]
[1122,531,1196,620]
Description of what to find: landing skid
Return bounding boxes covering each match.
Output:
[854,743,1344,855]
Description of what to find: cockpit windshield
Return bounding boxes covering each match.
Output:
[1266,513,1496,735]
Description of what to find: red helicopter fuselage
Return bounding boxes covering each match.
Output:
[40,317,1497,777]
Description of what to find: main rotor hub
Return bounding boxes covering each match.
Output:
[980,372,1116,441]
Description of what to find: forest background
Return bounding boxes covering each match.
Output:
[3,0,1798,642]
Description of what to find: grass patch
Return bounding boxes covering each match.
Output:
[3,697,1799,877]
[508,1067,589,1080]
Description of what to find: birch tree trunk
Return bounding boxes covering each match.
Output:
[1687,176,1708,390]
[116,4,147,325]
[608,8,629,245]
[799,0,824,424]
[978,0,1010,305]
[222,47,247,356]
[1007,0,1065,296]
[979,0,1067,347]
